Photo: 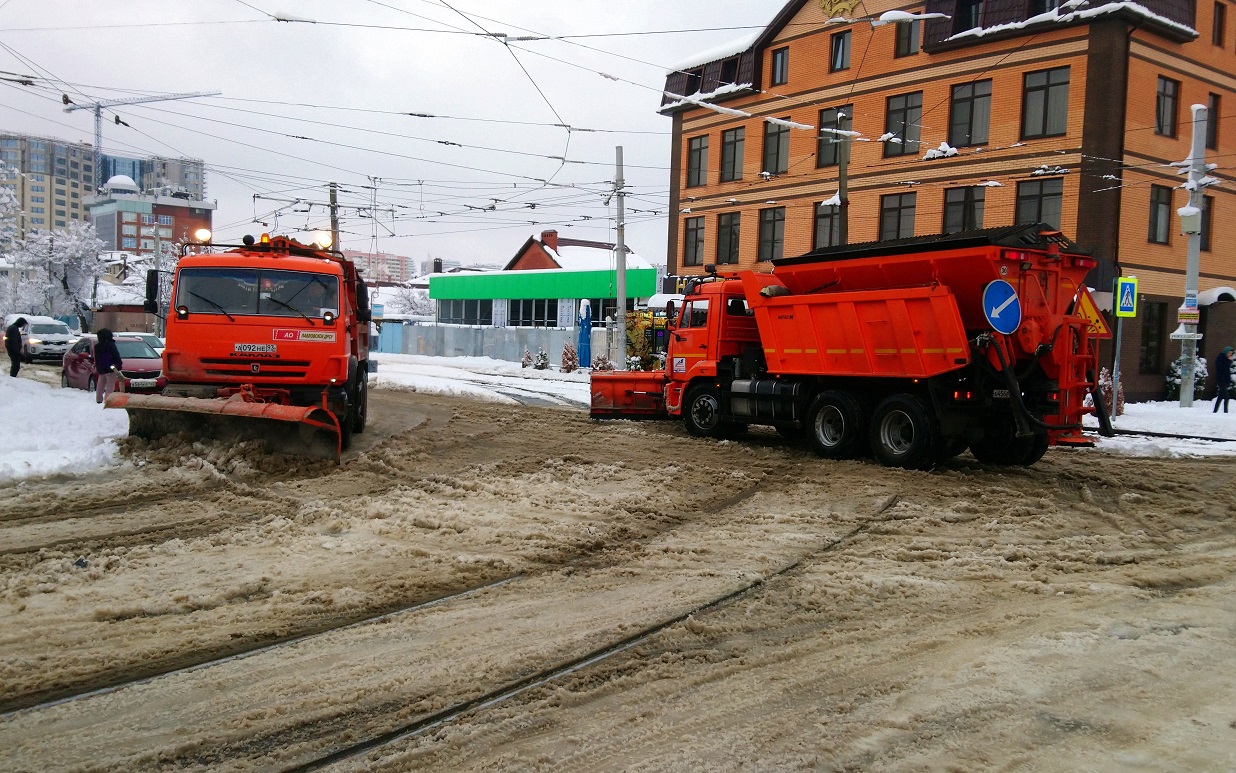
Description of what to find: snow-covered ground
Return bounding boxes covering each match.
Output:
[2,353,1234,483]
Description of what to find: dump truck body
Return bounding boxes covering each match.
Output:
[592,224,1112,469]
[105,236,372,460]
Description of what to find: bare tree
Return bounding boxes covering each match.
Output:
[385,283,434,316]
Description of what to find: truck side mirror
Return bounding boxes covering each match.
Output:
[665,300,677,328]
[355,278,372,322]
[144,269,159,314]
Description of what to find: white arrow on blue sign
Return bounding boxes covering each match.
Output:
[982,280,1022,335]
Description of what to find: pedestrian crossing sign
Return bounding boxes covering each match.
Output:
[1116,277,1138,318]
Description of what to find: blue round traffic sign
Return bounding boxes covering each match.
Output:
[982,280,1022,335]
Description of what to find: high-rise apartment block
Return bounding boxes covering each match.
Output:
[0,132,95,236]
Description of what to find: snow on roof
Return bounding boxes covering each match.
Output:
[1198,286,1236,305]
[104,175,138,190]
[948,1,1197,43]
[543,243,652,272]
[93,278,145,307]
[669,29,762,73]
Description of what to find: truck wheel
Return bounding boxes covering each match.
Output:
[353,368,368,434]
[970,416,1045,465]
[684,385,726,438]
[807,390,865,459]
[869,394,937,470]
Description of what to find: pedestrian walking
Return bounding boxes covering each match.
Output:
[94,328,124,404]
[1214,346,1233,414]
[4,317,26,378]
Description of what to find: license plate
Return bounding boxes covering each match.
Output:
[127,378,156,388]
[993,389,1010,399]
[234,343,277,353]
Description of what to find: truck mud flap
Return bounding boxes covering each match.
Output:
[590,370,669,419]
[105,393,343,463]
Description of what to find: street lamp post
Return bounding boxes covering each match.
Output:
[1176,104,1209,407]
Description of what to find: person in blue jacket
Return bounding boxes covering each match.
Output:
[93,328,124,404]
[1214,346,1233,414]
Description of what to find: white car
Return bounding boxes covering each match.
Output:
[4,314,76,362]
[120,332,165,357]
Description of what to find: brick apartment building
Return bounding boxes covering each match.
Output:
[662,0,1235,400]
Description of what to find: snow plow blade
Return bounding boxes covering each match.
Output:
[104,392,343,463]
[590,370,669,419]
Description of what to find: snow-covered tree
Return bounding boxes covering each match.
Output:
[1166,353,1208,400]
[521,347,533,368]
[0,162,23,316]
[9,222,106,326]
[533,347,549,370]
[591,353,615,371]
[385,283,434,316]
[560,342,578,373]
[1097,367,1125,416]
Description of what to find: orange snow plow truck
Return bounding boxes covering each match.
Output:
[105,234,372,462]
[591,224,1115,469]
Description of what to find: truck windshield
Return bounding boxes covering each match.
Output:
[176,268,339,318]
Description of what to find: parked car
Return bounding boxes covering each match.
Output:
[61,334,167,394]
[120,332,165,357]
[3,314,76,362]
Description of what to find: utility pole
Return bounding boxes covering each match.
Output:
[153,211,164,337]
[613,146,628,370]
[329,181,341,252]
[1176,104,1209,407]
[62,90,220,190]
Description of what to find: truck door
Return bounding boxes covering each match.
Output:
[671,298,710,377]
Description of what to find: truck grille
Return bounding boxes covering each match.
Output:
[199,358,312,379]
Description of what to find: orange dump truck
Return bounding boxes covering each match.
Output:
[105,235,372,460]
[591,224,1114,469]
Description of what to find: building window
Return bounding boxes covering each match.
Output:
[1015,178,1064,228]
[30,206,43,214]
[1148,184,1172,243]
[30,196,43,203]
[507,299,557,327]
[879,193,916,240]
[830,30,851,71]
[439,298,495,326]
[159,227,172,238]
[687,135,709,188]
[717,212,741,264]
[122,237,136,248]
[55,219,66,227]
[1138,301,1166,374]
[955,0,985,32]
[683,216,705,266]
[771,47,789,86]
[1156,77,1180,137]
[122,224,137,235]
[1207,93,1220,149]
[1215,2,1227,45]
[763,119,790,174]
[1022,67,1070,139]
[1201,195,1214,251]
[123,212,136,222]
[895,19,920,56]
[720,128,744,182]
[55,198,65,206]
[683,68,703,95]
[817,105,852,167]
[141,214,155,224]
[719,57,739,84]
[757,207,785,261]
[949,80,991,147]
[884,92,922,157]
[943,187,985,233]
[31,217,44,224]
[158,214,173,225]
[814,202,841,249]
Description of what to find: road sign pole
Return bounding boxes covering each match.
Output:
[1112,293,1122,419]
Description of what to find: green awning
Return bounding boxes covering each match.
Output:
[430,268,657,300]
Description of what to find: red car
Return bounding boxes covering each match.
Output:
[61,334,168,394]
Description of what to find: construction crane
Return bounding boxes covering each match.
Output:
[62,90,221,190]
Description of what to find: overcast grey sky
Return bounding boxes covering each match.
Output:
[0,0,781,270]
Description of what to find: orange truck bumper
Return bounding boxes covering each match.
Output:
[589,370,669,419]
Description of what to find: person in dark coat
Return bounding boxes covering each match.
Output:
[93,328,124,404]
[1215,346,1234,414]
[4,317,26,378]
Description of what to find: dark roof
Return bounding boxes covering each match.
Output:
[775,223,1091,266]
